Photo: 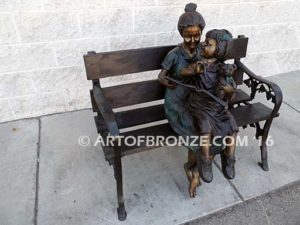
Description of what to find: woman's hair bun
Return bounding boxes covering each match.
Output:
[185,3,197,12]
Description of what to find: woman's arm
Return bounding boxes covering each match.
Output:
[158,69,177,89]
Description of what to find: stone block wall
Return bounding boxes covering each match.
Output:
[0,0,299,122]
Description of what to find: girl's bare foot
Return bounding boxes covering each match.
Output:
[189,168,201,198]
[184,162,193,182]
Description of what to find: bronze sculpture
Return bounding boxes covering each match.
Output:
[84,2,283,220]
[158,3,239,197]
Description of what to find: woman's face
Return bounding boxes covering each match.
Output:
[182,26,201,52]
[202,38,217,59]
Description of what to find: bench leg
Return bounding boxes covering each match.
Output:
[113,150,127,221]
[259,144,268,171]
[258,118,273,171]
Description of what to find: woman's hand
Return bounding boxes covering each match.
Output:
[158,69,177,89]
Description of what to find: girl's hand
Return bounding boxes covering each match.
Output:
[181,61,206,76]
[195,61,205,75]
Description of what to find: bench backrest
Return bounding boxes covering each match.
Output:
[84,36,248,129]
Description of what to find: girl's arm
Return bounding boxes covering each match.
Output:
[180,62,204,77]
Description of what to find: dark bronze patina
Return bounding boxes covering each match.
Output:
[83,3,283,221]
[158,4,240,197]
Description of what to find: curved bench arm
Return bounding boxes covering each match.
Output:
[93,84,120,136]
[237,61,283,118]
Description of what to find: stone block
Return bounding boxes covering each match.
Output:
[199,4,222,28]
[110,34,155,51]
[0,118,38,225]
[107,0,155,7]
[16,12,80,43]
[218,3,259,26]
[38,92,67,115]
[0,72,35,98]
[9,95,40,119]
[0,44,56,73]
[274,49,300,74]
[223,0,242,2]
[79,9,133,38]
[0,99,15,122]
[53,39,110,67]
[10,92,67,120]
[134,7,181,33]
[43,0,105,10]
[241,52,279,76]
[64,87,91,111]
[0,13,18,45]
[156,32,182,46]
[241,0,273,1]
[256,1,300,24]
[234,24,299,53]
[31,66,89,93]
[158,0,222,5]
[0,0,42,11]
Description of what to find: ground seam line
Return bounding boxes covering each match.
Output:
[213,160,245,202]
[33,118,41,225]
[282,101,300,114]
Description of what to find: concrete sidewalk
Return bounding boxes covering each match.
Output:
[0,71,300,225]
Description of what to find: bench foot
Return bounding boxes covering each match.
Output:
[113,147,127,221]
[258,160,269,171]
[259,145,269,171]
[117,206,127,221]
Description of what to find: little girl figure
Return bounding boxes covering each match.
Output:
[188,29,239,192]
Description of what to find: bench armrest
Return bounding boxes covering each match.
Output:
[93,84,120,136]
[237,61,283,118]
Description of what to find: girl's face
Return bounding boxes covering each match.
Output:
[202,38,217,59]
[182,26,201,52]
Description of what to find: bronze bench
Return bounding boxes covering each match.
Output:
[83,35,283,221]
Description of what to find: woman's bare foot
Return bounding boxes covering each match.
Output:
[189,168,201,198]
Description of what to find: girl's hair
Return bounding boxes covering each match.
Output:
[206,29,233,60]
[177,3,206,36]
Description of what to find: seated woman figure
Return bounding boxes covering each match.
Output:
[158,3,238,197]
[158,3,205,197]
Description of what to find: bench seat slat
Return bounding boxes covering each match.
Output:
[120,123,175,155]
[116,102,273,155]
[230,89,251,105]
[113,89,251,129]
[230,102,273,127]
